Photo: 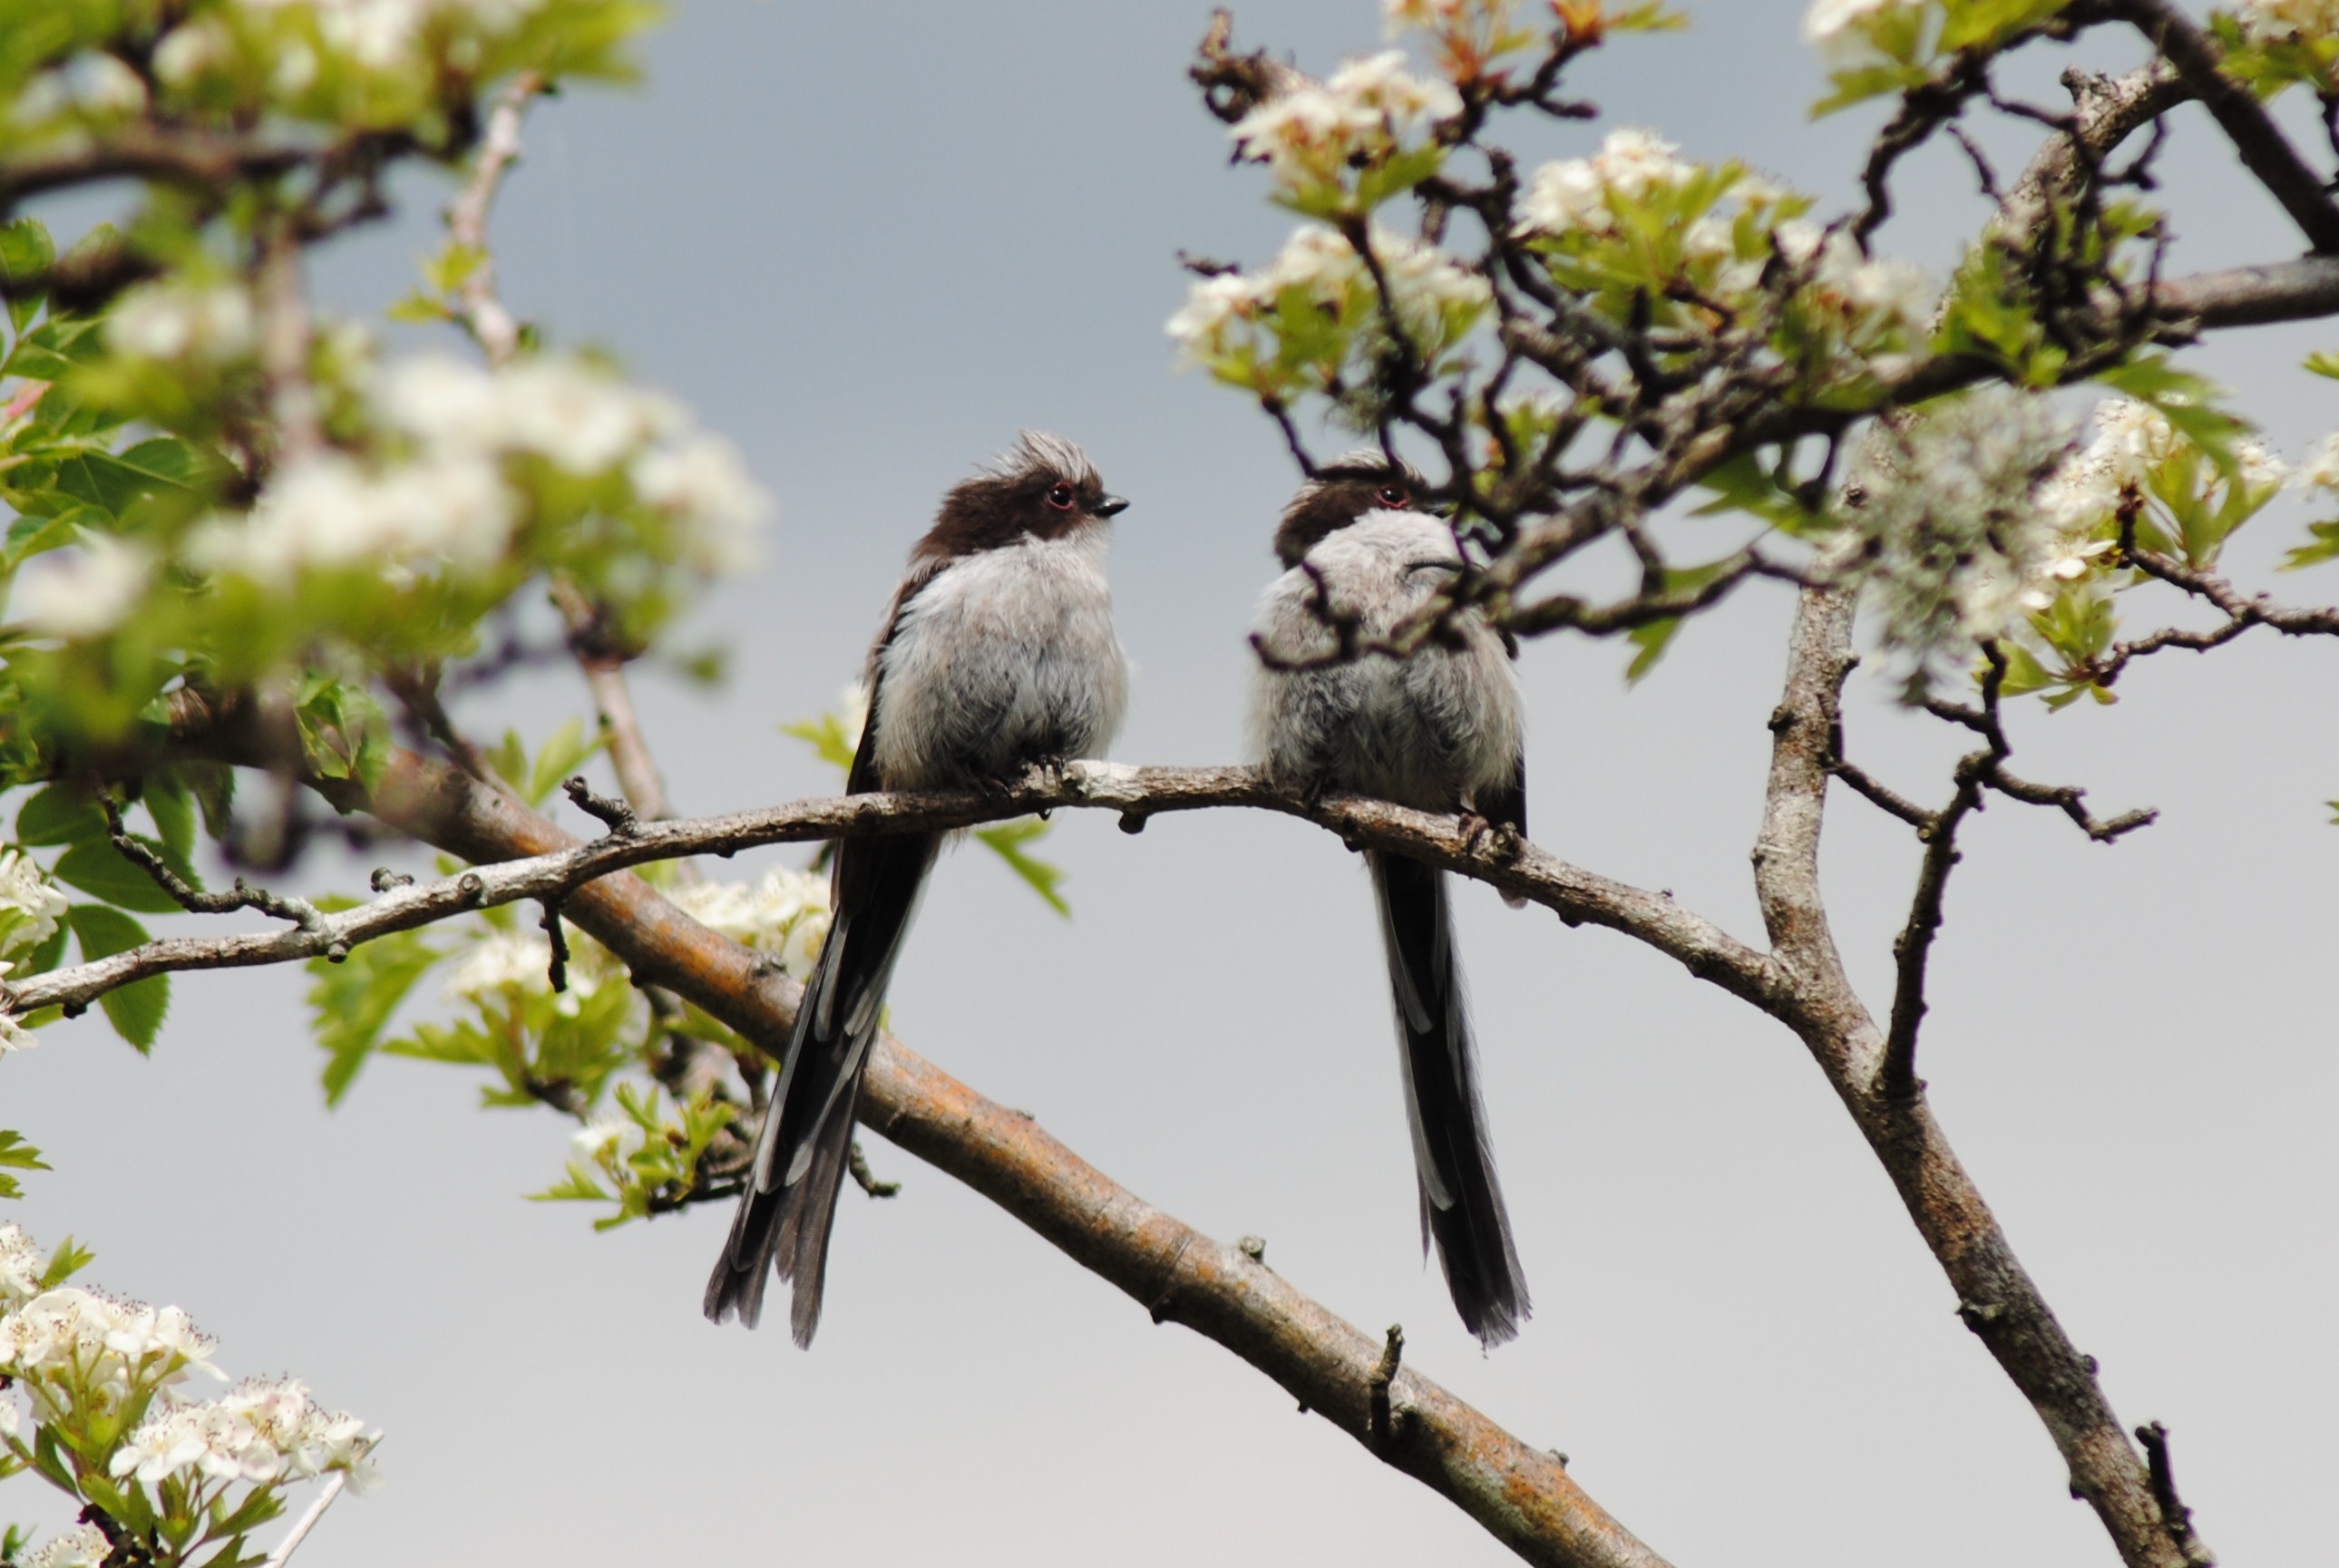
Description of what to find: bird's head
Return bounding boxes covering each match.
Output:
[924,431,1127,560]
[1272,453,1433,567]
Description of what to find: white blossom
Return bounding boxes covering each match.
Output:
[112,1376,378,1491]
[188,449,514,588]
[12,54,148,130]
[1844,389,2082,689]
[18,1524,112,1568]
[571,1115,648,1164]
[234,0,550,73]
[1229,52,1458,192]
[1515,129,1701,237]
[1383,0,1472,34]
[108,281,256,364]
[630,434,772,571]
[1801,0,1924,68]
[669,866,831,980]
[380,353,684,475]
[2236,0,2339,44]
[0,849,69,959]
[1169,223,1486,367]
[2297,431,2339,492]
[0,1222,50,1304]
[0,987,30,1058]
[445,929,560,1001]
[10,531,155,639]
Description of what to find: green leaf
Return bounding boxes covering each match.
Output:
[974,817,1069,917]
[531,1163,614,1203]
[1624,617,1683,683]
[306,929,442,1105]
[110,435,229,492]
[54,839,186,913]
[16,783,107,846]
[143,784,198,880]
[69,904,166,1052]
[2283,518,2339,570]
[0,218,53,335]
[2093,356,2251,474]
[0,1130,47,1201]
[527,716,606,809]
[39,1236,93,1288]
[2305,350,2339,381]
[782,710,861,777]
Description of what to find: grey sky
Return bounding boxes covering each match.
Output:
[10,2,2337,1564]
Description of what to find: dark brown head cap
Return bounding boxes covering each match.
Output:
[921,431,1127,562]
[1272,451,1430,567]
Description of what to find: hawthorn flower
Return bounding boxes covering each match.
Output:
[2236,0,2339,44]
[1167,224,1487,376]
[1515,129,1701,237]
[0,992,29,1058]
[631,435,772,572]
[670,867,831,979]
[1229,51,1459,195]
[188,449,514,587]
[1842,388,2081,689]
[11,54,147,131]
[108,281,257,365]
[18,1524,112,1568]
[0,849,69,959]
[10,531,156,639]
[112,1376,378,1491]
[0,1222,49,1303]
[445,929,559,1001]
[1801,0,1925,68]
[572,1115,648,1164]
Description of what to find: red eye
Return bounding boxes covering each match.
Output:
[1046,482,1077,511]
[1376,484,1408,508]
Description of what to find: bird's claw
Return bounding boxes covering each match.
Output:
[1459,812,1524,862]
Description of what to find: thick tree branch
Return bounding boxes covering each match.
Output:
[1751,584,2209,1568]
[108,729,1673,1568]
[2113,0,2339,253]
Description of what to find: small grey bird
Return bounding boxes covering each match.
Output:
[1249,455,1531,1347]
[707,431,1130,1345]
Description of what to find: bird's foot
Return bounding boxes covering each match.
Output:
[1458,811,1524,863]
[1022,755,1069,818]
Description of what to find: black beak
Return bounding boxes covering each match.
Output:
[1095,494,1129,519]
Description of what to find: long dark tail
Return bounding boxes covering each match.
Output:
[704,831,939,1345]
[1367,849,1530,1347]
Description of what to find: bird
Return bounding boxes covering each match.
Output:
[706,430,1130,1345]
[1248,453,1531,1347]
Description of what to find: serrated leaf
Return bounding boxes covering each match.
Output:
[974,817,1069,917]
[69,904,166,1051]
[0,217,54,335]
[143,784,198,878]
[38,1236,93,1288]
[1624,617,1682,683]
[0,1131,46,1200]
[54,839,185,913]
[2305,350,2339,381]
[2282,518,2339,570]
[306,929,442,1105]
[526,716,606,809]
[531,1163,614,1203]
[16,783,107,846]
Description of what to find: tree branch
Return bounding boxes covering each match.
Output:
[120,728,1674,1568]
[6,760,1774,1022]
[1750,583,2209,1568]
[2112,0,2339,252]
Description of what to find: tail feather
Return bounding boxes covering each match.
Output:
[1368,850,1530,1347]
[704,832,938,1339]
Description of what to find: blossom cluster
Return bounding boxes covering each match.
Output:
[1842,388,2085,687]
[181,352,766,599]
[1167,223,1489,395]
[0,851,69,1057]
[0,1222,380,1565]
[2233,0,2339,44]
[1515,129,1931,375]
[104,280,258,366]
[1228,51,1460,200]
[2035,397,2287,540]
[668,866,833,982]
[15,1524,112,1568]
[111,1376,378,1491]
[1800,0,1925,70]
